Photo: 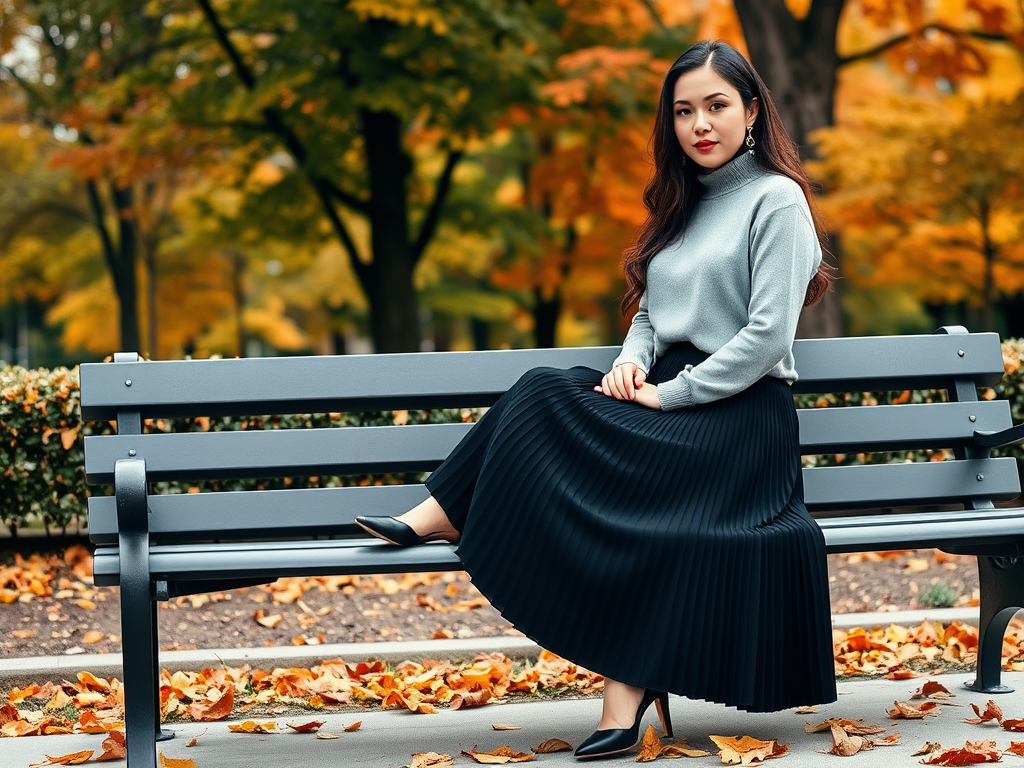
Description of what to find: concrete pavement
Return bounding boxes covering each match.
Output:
[2,672,1024,767]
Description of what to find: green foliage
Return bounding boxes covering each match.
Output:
[0,363,477,534]
[917,580,958,608]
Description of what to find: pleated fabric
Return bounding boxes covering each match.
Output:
[423,342,837,712]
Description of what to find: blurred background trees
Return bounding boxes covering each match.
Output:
[1,0,1023,366]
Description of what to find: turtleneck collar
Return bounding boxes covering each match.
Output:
[695,150,764,199]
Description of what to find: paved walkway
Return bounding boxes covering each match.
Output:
[2,673,1023,767]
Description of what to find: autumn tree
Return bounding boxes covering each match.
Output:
[808,89,1024,332]
[688,0,1024,337]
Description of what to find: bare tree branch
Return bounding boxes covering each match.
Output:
[194,0,371,282]
[411,149,463,266]
[840,23,1013,66]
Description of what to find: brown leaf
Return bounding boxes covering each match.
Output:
[95,730,126,762]
[406,753,455,768]
[709,734,787,764]
[227,720,276,733]
[344,721,362,732]
[805,718,887,735]
[316,732,339,739]
[964,700,1003,725]
[828,723,871,756]
[158,755,197,768]
[3,720,41,737]
[461,744,536,763]
[912,742,944,756]
[794,706,817,714]
[636,724,662,762]
[254,610,283,629]
[450,689,492,710]
[12,629,37,639]
[187,685,234,722]
[920,739,1002,764]
[870,734,901,747]
[1006,742,1024,756]
[660,739,713,758]
[29,751,94,766]
[285,720,324,733]
[912,681,955,700]
[493,724,522,731]
[1003,718,1024,732]
[887,700,941,719]
[531,738,572,753]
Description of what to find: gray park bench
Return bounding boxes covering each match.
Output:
[80,326,1024,768]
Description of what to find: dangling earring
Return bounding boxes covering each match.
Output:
[682,154,687,166]
[745,125,756,154]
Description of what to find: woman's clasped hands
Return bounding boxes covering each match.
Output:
[595,362,661,410]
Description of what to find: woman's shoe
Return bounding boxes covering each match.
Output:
[354,515,457,546]
[573,689,672,760]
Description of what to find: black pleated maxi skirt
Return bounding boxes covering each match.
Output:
[423,342,837,712]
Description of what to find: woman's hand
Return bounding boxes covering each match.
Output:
[595,363,661,410]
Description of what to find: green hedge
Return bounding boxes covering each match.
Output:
[0,365,477,535]
[2,340,1023,535]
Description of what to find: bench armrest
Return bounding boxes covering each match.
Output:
[974,424,1024,449]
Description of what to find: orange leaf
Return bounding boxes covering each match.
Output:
[60,426,79,450]
[158,754,197,768]
[636,724,662,762]
[1004,718,1024,732]
[187,685,234,722]
[1006,742,1024,756]
[659,739,713,758]
[805,718,886,735]
[450,689,492,710]
[493,725,522,731]
[408,753,455,767]
[709,734,787,764]
[30,752,94,766]
[912,680,955,700]
[964,700,1003,725]
[82,630,104,644]
[285,720,324,733]
[461,744,536,763]
[887,700,941,719]
[227,720,276,733]
[95,730,126,762]
[920,739,1002,764]
[344,721,362,732]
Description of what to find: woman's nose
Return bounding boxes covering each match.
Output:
[694,111,711,132]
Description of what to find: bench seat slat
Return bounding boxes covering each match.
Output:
[79,333,1005,421]
[83,401,1013,484]
[90,506,1024,587]
[87,459,1021,545]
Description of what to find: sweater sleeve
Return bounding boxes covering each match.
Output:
[611,287,655,374]
[655,203,819,410]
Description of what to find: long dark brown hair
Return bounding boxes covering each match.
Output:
[620,40,834,315]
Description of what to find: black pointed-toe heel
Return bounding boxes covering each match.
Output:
[573,689,672,760]
[354,515,456,547]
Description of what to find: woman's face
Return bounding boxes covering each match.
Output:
[672,65,758,171]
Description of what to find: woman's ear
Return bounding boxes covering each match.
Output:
[748,96,759,124]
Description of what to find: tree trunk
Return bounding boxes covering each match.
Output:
[733,0,847,338]
[361,109,421,353]
[533,289,561,348]
[979,197,996,333]
[110,184,142,353]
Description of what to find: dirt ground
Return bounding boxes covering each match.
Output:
[0,545,980,659]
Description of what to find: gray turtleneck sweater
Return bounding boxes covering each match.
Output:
[612,150,822,411]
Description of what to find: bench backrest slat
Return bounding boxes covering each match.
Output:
[79,332,1006,421]
[82,399,1013,484]
[86,457,1020,545]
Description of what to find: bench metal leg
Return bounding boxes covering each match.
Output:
[120,532,161,768]
[965,555,1024,694]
